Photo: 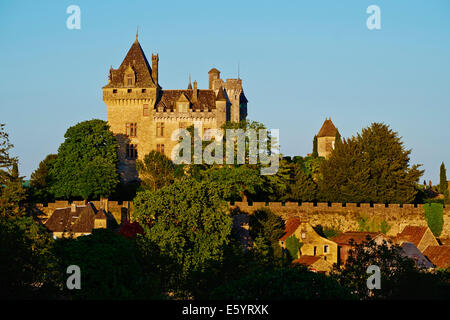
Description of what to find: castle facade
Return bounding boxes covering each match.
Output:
[102,36,248,181]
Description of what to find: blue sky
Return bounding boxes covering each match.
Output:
[1,0,449,182]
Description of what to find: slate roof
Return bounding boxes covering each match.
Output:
[332,232,384,245]
[216,87,227,101]
[155,89,216,111]
[400,242,434,269]
[396,226,428,247]
[423,245,450,269]
[317,118,338,137]
[45,203,103,234]
[104,40,156,88]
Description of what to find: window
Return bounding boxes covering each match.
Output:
[178,102,188,113]
[127,89,132,93]
[143,104,149,117]
[126,123,137,137]
[301,232,306,239]
[156,122,164,137]
[141,89,146,93]
[313,246,317,256]
[179,122,186,129]
[113,89,117,94]
[156,144,164,154]
[126,144,137,160]
[324,245,329,254]
[127,75,133,86]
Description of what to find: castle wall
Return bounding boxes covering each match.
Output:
[317,136,335,159]
[34,200,450,239]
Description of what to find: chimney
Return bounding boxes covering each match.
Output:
[71,203,77,213]
[152,53,159,85]
[192,80,198,102]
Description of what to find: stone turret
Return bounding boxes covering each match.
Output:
[152,53,159,85]
[317,117,338,159]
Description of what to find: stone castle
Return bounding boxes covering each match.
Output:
[102,35,248,181]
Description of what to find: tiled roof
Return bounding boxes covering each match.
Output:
[208,68,220,74]
[331,232,383,245]
[423,245,450,269]
[104,40,156,88]
[317,118,337,137]
[280,218,301,242]
[396,226,428,247]
[155,89,216,111]
[44,203,102,234]
[292,255,321,266]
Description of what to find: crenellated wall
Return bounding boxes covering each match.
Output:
[229,202,450,239]
[31,201,450,239]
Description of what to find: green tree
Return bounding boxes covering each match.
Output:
[424,203,444,237]
[331,237,449,299]
[133,178,233,295]
[136,150,175,191]
[289,165,318,201]
[318,123,423,203]
[249,207,285,259]
[54,229,160,299]
[312,135,318,158]
[210,266,354,300]
[29,154,57,203]
[440,162,448,197]
[0,215,60,299]
[0,125,26,216]
[49,119,119,200]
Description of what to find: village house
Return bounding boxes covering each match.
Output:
[331,232,391,266]
[44,202,107,238]
[279,217,338,273]
[395,225,439,252]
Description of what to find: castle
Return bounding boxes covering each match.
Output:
[102,35,248,182]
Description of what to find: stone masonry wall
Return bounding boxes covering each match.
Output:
[33,201,450,239]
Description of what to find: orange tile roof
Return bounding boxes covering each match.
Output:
[396,226,428,247]
[331,232,383,245]
[423,245,450,269]
[292,255,321,266]
[279,218,301,242]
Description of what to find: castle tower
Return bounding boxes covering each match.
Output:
[102,38,159,181]
[102,36,248,182]
[317,117,338,159]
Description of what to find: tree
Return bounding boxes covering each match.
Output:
[49,119,119,200]
[133,178,233,295]
[312,135,318,158]
[288,164,318,201]
[0,125,26,216]
[29,154,57,203]
[53,229,160,299]
[440,162,448,198]
[210,266,354,300]
[331,237,449,299]
[0,215,60,299]
[424,203,444,237]
[249,208,285,259]
[318,123,423,203]
[136,150,175,191]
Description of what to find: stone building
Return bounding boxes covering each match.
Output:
[102,36,248,181]
[316,117,338,159]
[279,217,338,272]
[44,203,107,239]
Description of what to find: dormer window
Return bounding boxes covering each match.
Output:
[124,65,136,87]
[178,102,189,113]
